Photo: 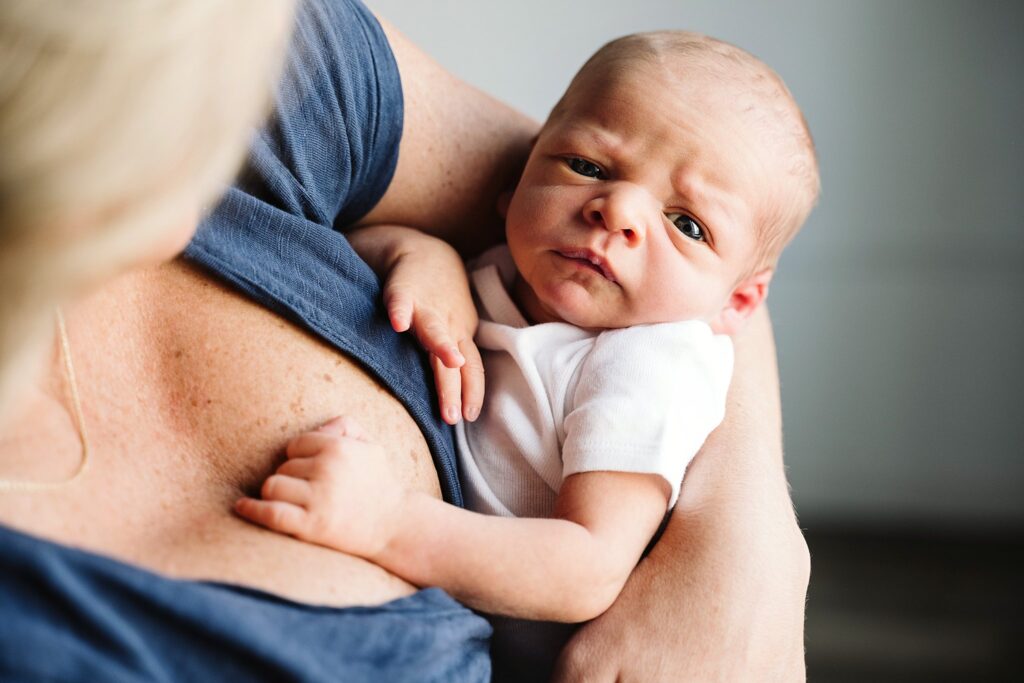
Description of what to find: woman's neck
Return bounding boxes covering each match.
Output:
[0,325,84,487]
[0,266,168,489]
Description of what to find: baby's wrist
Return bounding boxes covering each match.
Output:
[368,489,419,565]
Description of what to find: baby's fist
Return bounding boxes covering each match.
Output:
[235,416,405,559]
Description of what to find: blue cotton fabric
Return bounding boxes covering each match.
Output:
[0,0,492,680]
[0,524,491,683]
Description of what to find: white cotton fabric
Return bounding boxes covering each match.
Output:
[456,246,734,517]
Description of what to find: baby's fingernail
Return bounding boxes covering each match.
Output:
[445,406,460,424]
[465,406,479,422]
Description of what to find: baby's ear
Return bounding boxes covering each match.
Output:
[711,267,773,336]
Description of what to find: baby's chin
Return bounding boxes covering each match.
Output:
[531,279,705,330]
[550,295,715,331]
[538,294,631,331]
[532,283,612,329]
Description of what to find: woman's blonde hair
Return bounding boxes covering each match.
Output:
[0,0,294,415]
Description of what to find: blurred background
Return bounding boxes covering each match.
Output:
[368,1,1023,680]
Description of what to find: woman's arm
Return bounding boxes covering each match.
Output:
[355,17,538,257]
[554,307,810,682]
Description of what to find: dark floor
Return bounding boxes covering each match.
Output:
[804,525,1023,682]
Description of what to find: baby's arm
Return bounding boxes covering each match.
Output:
[236,415,669,622]
[348,225,483,424]
[382,469,668,621]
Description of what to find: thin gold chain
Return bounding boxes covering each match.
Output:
[0,309,90,492]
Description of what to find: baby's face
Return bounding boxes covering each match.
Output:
[505,61,779,331]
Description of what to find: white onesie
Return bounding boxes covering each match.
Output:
[455,245,734,677]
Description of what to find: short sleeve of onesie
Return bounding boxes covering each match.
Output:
[561,322,733,506]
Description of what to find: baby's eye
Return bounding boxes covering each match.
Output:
[566,157,604,178]
[667,213,705,242]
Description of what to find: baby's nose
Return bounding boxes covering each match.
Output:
[585,185,650,243]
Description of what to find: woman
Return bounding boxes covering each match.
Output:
[0,0,809,680]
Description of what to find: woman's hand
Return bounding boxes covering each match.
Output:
[349,225,484,425]
[235,416,407,559]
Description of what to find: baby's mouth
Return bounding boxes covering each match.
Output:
[557,249,617,283]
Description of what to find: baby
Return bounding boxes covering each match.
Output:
[237,30,818,678]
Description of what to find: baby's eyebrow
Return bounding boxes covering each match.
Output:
[669,171,741,243]
[670,168,705,203]
[559,124,622,155]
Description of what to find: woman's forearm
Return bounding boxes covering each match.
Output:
[670,305,796,531]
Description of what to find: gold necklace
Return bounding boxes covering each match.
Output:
[0,309,90,492]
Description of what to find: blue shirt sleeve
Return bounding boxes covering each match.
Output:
[237,0,403,229]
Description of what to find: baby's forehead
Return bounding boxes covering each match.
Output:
[574,35,762,90]
[568,34,802,128]
[552,32,818,259]
[563,58,778,139]
[555,69,782,173]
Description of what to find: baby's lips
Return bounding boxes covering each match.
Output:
[558,247,618,283]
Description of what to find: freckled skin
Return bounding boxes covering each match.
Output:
[0,262,442,606]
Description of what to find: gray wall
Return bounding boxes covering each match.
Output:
[367,0,1024,529]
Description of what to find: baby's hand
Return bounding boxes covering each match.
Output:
[235,416,405,559]
[384,243,484,425]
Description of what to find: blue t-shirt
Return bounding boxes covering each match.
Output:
[0,1,490,681]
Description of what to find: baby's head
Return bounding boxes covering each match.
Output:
[505,31,819,334]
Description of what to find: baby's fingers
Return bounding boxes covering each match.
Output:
[432,353,463,425]
[383,285,414,333]
[459,339,485,422]
[261,474,312,506]
[317,415,369,441]
[285,417,369,459]
[235,497,307,537]
[415,312,465,369]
